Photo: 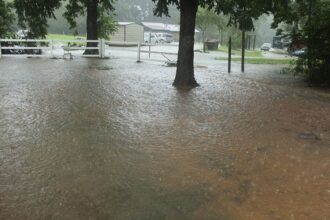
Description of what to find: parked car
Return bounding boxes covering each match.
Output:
[291,47,307,57]
[144,32,159,44]
[16,29,30,39]
[156,32,173,43]
[261,43,272,51]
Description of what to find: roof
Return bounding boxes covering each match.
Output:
[118,22,136,26]
[141,22,199,33]
[165,24,180,32]
[141,22,167,31]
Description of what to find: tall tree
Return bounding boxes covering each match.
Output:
[14,0,62,38]
[153,0,287,88]
[64,0,116,54]
[14,0,116,52]
[196,7,217,52]
[153,0,204,88]
[213,14,227,45]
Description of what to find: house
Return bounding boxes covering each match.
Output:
[110,22,144,43]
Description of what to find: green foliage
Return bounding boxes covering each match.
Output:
[218,46,263,57]
[14,0,116,39]
[114,0,179,23]
[14,0,62,38]
[63,0,116,39]
[153,0,289,32]
[196,7,217,33]
[213,0,289,32]
[196,7,218,51]
[213,13,227,34]
[98,7,117,40]
[0,0,15,38]
[273,0,330,86]
[216,57,294,65]
[63,0,114,28]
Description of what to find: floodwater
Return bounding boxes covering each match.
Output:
[0,57,330,220]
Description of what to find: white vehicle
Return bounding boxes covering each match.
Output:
[261,43,272,51]
[156,32,174,43]
[144,32,159,44]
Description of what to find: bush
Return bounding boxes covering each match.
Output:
[293,0,330,86]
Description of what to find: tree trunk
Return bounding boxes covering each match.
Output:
[173,0,199,88]
[84,0,98,55]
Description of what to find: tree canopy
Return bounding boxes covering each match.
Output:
[152,0,289,87]
[14,0,117,39]
[14,0,62,37]
[63,0,115,31]
[196,7,218,51]
[273,0,330,85]
[0,0,15,38]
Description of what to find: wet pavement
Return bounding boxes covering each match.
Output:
[0,57,330,220]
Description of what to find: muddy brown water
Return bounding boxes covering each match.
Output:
[1,57,330,220]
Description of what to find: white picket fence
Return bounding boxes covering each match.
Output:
[0,38,179,62]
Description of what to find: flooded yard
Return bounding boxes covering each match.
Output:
[0,57,330,220]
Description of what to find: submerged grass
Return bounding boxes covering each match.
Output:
[46,34,87,46]
[218,46,263,57]
[216,57,295,65]
[46,34,81,40]
[89,64,113,70]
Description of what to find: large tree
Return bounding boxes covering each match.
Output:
[64,0,115,54]
[153,0,205,88]
[153,0,289,88]
[14,0,61,38]
[14,0,116,53]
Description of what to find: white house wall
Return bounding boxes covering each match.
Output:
[126,24,144,43]
[110,24,143,43]
[110,26,125,42]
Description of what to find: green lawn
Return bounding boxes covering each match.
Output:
[216,57,295,65]
[47,34,76,40]
[218,46,263,57]
[46,34,87,46]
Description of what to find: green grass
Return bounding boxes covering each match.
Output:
[46,34,78,40]
[216,57,295,65]
[46,34,87,46]
[218,46,263,57]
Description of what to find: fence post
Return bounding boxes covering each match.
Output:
[228,36,232,73]
[0,39,2,58]
[148,44,151,58]
[137,42,141,63]
[50,40,54,58]
[99,39,102,58]
[102,39,105,58]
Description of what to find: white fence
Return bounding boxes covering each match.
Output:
[0,38,179,62]
[0,39,107,59]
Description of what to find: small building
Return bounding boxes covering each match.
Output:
[141,22,200,42]
[110,22,144,43]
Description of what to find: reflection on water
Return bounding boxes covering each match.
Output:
[1,58,330,220]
